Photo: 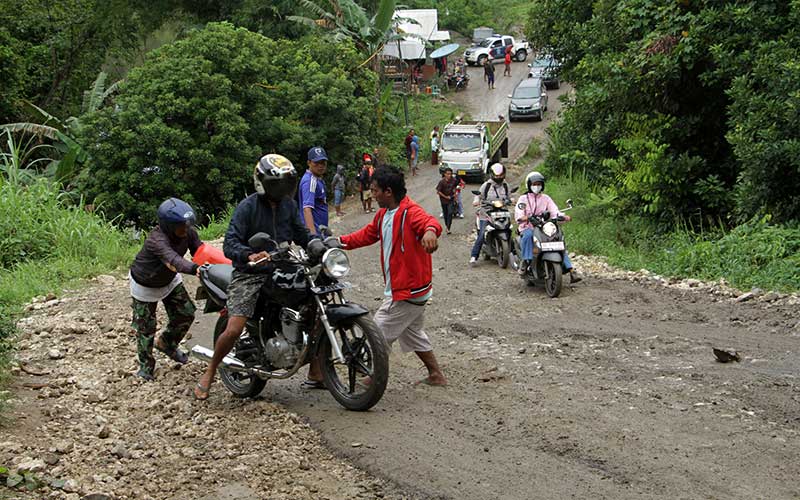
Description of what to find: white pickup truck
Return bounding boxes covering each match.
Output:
[464,35,530,66]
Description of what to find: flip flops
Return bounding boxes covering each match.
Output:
[193,383,210,401]
[301,379,326,390]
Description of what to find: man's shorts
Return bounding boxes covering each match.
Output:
[226,270,269,318]
[334,188,344,206]
[373,298,432,353]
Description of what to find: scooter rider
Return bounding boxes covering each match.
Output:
[469,163,511,266]
[194,154,324,400]
[515,171,581,283]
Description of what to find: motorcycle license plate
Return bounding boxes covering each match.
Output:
[540,241,565,251]
[491,211,510,219]
[311,282,352,295]
[457,170,466,176]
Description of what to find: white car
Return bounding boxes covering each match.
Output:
[464,35,530,66]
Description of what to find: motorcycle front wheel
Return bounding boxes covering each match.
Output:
[495,239,510,269]
[544,261,563,298]
[320,316,388,411]
[213,315,267,398]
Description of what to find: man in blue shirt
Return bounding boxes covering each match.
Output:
[298,146,329,235]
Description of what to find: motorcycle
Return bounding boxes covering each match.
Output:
[190,228,389,411]
[511,199,573,298]
[471,187,518,268]
[448,72,469,91]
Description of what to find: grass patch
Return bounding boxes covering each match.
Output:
[380,94,462,167]
[0,172,138,405]
[518,137,543,165]
[197,205,233,240]
[541,172,800,292]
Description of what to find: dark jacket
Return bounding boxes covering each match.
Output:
[130,227,201,288]
[224,194,312,271]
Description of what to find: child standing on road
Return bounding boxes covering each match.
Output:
[332,164,346,217]
[436,168,459,234]
[129,198,201,381]
[504,46,512,77]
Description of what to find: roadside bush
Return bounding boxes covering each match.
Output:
[80,22,376,226]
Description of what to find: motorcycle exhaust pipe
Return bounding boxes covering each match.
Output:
[190,345,249,373]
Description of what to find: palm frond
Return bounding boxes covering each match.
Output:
[82,72,108,114]
[0,123,61,140]
[287,15,321,27]
[21,100,63,128]
[102,80,121,100]
[372,0,395,34]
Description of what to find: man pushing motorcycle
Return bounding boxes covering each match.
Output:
[194,154,315,400]
[515,171,582,283]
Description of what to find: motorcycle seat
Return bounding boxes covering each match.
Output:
[206,264,233,294]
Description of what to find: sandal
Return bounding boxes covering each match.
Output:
[301,379,326,390]
[193,383,210,400]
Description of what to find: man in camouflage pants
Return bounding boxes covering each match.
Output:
[129,198,203,380]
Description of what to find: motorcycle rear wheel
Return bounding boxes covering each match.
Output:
[213,316,267,398]
[544,261,563,298]
[320,316,388,411]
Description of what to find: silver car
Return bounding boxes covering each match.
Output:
[508,78,548,121]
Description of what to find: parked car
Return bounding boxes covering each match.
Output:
[528,55,560,89]
[508,78,548,121]
[465,35,530,66]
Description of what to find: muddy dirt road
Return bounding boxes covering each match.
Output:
[4,59,799,500]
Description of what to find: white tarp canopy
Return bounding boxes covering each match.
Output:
[382,9,450,60]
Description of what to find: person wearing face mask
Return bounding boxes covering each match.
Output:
[514,171,581,282]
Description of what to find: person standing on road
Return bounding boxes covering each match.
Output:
[129,198,201,381]
[358,157,375,213]
[469,163,510,266]
[331,164,346,217]
[299,146,329,236]
[483,58,495,89]
[436,167,459,234]
[503,46,512,77]
[405,129,415,170]
[410,135,420,176]
[339,166,447,386]
[454,174,466,219]
[430,130,439,166]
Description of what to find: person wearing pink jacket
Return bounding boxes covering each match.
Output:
[514,171,581,282]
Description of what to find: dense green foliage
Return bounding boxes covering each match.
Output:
[0,0,142,122]
[527,0,800,226]
[405,0,532,36]
[79,22,377,226]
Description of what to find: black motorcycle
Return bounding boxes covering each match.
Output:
[511,199,573,298]
[191,229,388,411]
[471,187,518,268]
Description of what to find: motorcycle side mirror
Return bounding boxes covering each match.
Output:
[248,232,272,250]
[565,198,573,209]
[542,210,551,220]
[318,225,333,238]
[511,186,519,193]
[471,190,480,195]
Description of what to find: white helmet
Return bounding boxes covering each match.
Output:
[526,171,545,193]
[490,163,505,182]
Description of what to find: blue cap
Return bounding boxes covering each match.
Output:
[308,146,328,162]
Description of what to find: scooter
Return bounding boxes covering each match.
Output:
[471,187,518,268]
[511,199,573,298]
[448,72,469,91]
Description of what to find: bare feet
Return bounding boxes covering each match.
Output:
[415,374,447,386]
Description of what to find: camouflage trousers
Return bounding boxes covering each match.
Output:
[131,283,196,376]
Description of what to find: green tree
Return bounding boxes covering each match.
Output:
[79,22,376,226]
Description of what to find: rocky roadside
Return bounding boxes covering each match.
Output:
[1,274,412,500]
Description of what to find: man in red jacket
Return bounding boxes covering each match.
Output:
[340,166,447,386]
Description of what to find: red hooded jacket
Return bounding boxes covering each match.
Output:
[341,196,442,301]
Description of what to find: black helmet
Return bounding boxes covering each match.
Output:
[157,197,196,236]
[254,154,297,202]
[525,171,545,193]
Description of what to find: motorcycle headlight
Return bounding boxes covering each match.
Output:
[322,248,350,279]
[492,200,504,208]
[543,221,558,237]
